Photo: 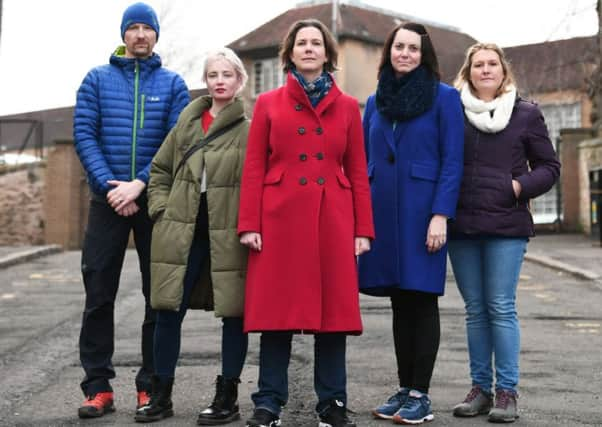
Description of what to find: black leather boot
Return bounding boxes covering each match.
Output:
[134,376,174,423]
[197,375,241,425]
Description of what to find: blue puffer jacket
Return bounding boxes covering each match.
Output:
[74,46,190,195]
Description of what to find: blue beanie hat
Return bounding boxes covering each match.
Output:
[120,2,160,41]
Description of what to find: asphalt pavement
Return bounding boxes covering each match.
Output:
[0,233,600,426]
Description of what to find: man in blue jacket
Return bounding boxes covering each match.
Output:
[73,2,190,419]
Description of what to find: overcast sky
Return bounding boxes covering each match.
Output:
[0,0,597,116]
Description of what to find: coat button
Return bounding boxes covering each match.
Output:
[317,177,325,185]
[316,127,323,135]
[295,104,303,111]
[299,177,308,185]
[298,127,306,135]
[315,152,324,160]
[300,153,308,161]
[388,153,395,164]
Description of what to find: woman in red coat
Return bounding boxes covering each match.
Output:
[238,19,374,427]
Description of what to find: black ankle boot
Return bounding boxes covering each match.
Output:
[134,376,174,423]
[197,375,241,425]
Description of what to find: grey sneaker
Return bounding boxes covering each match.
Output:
[453,386,493,417]
[488,389,519,423]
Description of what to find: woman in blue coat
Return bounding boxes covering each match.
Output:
[358,22,464,425]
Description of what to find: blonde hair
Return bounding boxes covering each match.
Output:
[202,47,248,93]
[453,42,516,98]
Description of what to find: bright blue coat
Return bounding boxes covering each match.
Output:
[358,83,464,296]
[73,47,190,195]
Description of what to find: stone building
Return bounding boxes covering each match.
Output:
[1,0,600,245]
[229,1,600,231]
[505,36,598,228]
[228,0,476,112]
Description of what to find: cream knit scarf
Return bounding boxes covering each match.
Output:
[460,83,516,133]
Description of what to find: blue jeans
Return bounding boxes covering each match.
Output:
[252,332,347,415]
[448,237,527,392]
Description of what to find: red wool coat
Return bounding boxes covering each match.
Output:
[238,73,374,334]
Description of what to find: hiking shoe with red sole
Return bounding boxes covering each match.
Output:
[78,391,115,418]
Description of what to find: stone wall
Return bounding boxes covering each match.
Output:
[0,164,46,245]
[44,140,89,250]
[559,128,596,231]
[578,137,602,234]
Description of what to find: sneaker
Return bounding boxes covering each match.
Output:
[453,386,493,417]
[137,391,151,410]
[319,399,356,427]
[78,391,115,418]
[246,408,281,427]
[373,388,410,419]
[392,390,434,425]
[488,389,519,423]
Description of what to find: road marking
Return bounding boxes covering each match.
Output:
[565,322,600,334]
[534,292,557,301]
[518,283,546,291]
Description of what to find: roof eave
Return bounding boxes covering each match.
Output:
[230,33,385,57]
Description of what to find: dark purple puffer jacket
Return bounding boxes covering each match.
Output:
[449,98,561,237]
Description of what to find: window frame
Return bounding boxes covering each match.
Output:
[253,58,285,97]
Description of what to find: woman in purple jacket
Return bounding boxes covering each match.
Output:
[448,43,560,423]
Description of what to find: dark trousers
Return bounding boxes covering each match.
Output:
[79,194,155,395]
[252,332,347,415]
[391,290,440,394]
[154,193,248,380]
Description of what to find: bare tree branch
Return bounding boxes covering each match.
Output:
[154,1,202,84]
[0,0,3,45]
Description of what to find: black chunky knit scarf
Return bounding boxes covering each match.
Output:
[375,65,438,122]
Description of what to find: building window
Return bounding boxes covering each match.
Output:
[540,103,581,142]
[533,102,581,224]
[253,58,285,97]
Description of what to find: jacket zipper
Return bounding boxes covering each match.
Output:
[140,94,146,129]
[131,61,140,180]
[470,130,480,214]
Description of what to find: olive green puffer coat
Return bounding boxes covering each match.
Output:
[147,96,249,316]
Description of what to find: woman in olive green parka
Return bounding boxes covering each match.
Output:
[148,86,248,317]
[136,48,249,425]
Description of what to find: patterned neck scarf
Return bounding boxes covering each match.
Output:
[291,68,333,107]
[376,65,438,122]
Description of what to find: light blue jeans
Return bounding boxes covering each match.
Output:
[448,237,527,393]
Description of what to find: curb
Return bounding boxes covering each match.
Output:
[524,252,601,282]
[0,245,63,269]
